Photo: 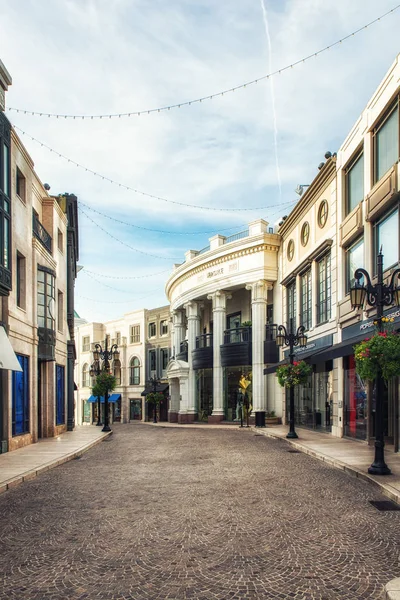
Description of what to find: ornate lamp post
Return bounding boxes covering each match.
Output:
[148,376,160,424]
[92,338,119,433]
[89,360,102,426]
[350,250,400,475]
[275,318,308,439]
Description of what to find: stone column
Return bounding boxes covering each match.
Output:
[246,280,270,425]
[183,301,201,423]
[207,290,231,423]
[172,309,185,358]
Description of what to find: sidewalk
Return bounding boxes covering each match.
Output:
[0,426,111,494]
[254,424,400,505]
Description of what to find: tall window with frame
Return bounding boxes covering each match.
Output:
[373,207,399,273]
[317,254,331,324]
[16,252,26,309]
[149,349,156,376]
[12,354,30,436]
[130,324,140,344]
[286,281,296,331]
[148,322,156,338]
[345,238,364,294]
[56,365,65,425]
[373,99,399,184]
[37,267,55,331]
[0,113,11,294]
[345,150,364,215]
[130,357,140,385]
[300,270,312,331]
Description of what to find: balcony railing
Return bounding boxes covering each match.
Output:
[224,326,252,344]
[224,230,249,244]
[195,333,213,348]
[33,212,52,253]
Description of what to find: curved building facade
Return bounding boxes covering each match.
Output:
[165,219,281,424]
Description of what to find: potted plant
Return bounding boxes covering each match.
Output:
[276,360,312,388]
[354,317,400,382]
[265,410,281,425]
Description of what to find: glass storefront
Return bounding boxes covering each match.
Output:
[344,355,368,440]
[196,369,213,421]
[130,399,142,420]
[290,361,333,432]
[224,366,252,421]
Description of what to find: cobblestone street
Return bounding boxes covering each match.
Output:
[1,424,400,600]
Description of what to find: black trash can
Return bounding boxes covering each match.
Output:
[255,411,266,428]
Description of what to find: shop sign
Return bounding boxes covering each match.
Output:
[342,307,400,342]
[283,334,333,358]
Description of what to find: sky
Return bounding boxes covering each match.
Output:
[1,0,400,322]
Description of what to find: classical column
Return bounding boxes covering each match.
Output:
[207,290,231,423]
[172,309,185,358]
[246,280,270,426]
[183,301,201,423]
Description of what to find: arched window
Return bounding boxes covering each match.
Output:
[130,356,140,385]
[114,359,121,385]
[82,363,89,388]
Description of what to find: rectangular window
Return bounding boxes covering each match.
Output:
[148,322,156,338]
[56,365,65,425]
[160,320,168,336]
[149,349,156,372]
[12,354,29,436]
[374,101,399,183]
[130,324,140,344]
[345,151,364,215]
[106,334,111,347]
[373,207,399,273]
[287,281,296,331]
[57,229,63,252]
[37,267,55,330]
[161,348,169,370]
[345,238,364,294]
[3,142,10,197]
[57,290,63,332]
[0,115,12,293]
[82,335,90,352]
[116,331,121,345]
[300,270,312,331]
[16,167,26,202]
[16,252,26,309]
[317,254,331,324]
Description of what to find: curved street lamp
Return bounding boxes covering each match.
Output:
[276,318,308,439]
[92,338,119,432]
[350,250,400,475]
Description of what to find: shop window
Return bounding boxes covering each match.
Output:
[286,281,296,330]
[56,365,65,425]
[344,355,368,440]
[16,167,26,202]
[130,324,140,343]
[317,253,331,324]
[345,150,364,215]
[373,207,399,273]
[345,237,364,294]
[148,322,156,338]
[373,100,399,184]
[82,335,90,352]
[300,270,311,331]
[130,356,140,385]
[16,252,26,309]
[12,354,30,436]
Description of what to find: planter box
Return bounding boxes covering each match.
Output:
[266,417,281,425]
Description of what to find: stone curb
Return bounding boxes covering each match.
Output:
[0,431,112,494]
[252,427,400,506]
[385,578,400,599]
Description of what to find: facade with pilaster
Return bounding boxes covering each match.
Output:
[166,219,281,424]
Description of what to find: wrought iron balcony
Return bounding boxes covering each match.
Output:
[193,334,213,370]
[195,333,213,348]
[33,211,52,253]
[223,326,252,344]
[221,327,252,367]
[264,324,279,364]
[176,340,188,362]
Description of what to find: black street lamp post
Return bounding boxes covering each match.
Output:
[92,338,119,433]
[148,376,160,424]
[89,360,102,426]
[276,318,308,439]
[350,250,400,476]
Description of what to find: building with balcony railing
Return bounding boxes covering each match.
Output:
[165,219,281,424]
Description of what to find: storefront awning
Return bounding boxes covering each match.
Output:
[0,326,22,371]
[264,343,333,375]
[87,394,121,403]
[141,383,169,397]
[309,333,367,363]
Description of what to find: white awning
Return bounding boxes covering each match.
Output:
[0,326,22,371]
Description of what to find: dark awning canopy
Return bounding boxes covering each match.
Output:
[141,383,169,397]
[310,333,367,363]
[264,343,333,375]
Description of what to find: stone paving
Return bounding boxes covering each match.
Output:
[0,424,400,600]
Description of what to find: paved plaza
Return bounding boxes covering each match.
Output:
[1,424,400,600]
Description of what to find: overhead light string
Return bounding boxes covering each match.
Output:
[7,5,399,120]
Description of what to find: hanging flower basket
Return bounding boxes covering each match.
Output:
[276,360,312,388]
[146,392,164,405]
[354,318,400,382]
[95,371,117,395]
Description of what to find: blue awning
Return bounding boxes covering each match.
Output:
[87,394,121,403]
